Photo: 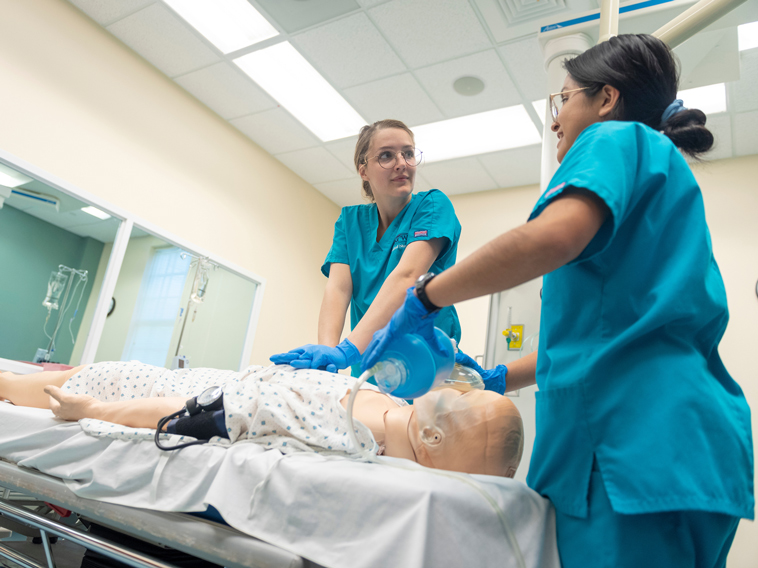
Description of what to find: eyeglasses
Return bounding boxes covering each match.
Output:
[365,148,423,169]
[548,87,590,121]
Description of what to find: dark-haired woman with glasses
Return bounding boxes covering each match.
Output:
[271,119,462,377]
[362,35,753,567]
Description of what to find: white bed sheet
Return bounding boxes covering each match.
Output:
[0,402,559,568]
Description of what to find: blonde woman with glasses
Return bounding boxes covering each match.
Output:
[271,119,465,378]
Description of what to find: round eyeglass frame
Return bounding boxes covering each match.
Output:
[365,149,423,169]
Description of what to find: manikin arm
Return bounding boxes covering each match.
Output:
[45,386,185,429]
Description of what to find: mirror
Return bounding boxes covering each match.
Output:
[0,162,122,366]
[77,231,258,371]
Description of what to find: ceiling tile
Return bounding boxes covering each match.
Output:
[174,63,276,120]
[256,0,360,34]
[477,145,542,189]
[67,0,155,26]
[733,110,758,157]
[107,3,220,78]
[230,108,320,155]
[415,50,521,118]
[368,0,491,68]
[731,49,758,113]
[498,37,548,101]
[275,147,355,184]
[291,13,406,89]
[313,177,365,207]
[343,74,444,126]
[704,114,733,161]
[419,157,499,195]
[325,136,360,172]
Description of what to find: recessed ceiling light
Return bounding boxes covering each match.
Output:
[738,21,758,51]
[532,99,547,125]
[81,206,111,220]
[412,106,542,163]
[163,0,278,54]
[678,83,726,115]
[453,76,485,96]
[234,42,365,142]
[0,163,33,188]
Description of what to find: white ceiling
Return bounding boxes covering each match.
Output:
[66,0,758,207]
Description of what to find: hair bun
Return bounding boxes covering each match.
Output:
[662,108,713,158]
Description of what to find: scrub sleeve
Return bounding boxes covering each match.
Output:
[322,189,462,376]
[525,122,753,566]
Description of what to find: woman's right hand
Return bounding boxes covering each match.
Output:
[361,287,448,372]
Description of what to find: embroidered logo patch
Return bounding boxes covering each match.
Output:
[414,230,428,237]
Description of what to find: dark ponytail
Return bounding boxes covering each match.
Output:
[563,34,713,158]
[661,109,714,158]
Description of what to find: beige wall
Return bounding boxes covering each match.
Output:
[449,153,758,567]
[0,0,339,366]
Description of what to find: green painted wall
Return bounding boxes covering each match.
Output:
[0,206,104,364]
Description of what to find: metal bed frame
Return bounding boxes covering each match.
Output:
[0,460,317,568]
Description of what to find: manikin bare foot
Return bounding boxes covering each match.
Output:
[44,386,101,422]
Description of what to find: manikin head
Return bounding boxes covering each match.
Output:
[354,119,418,203]
[393,389,524,478]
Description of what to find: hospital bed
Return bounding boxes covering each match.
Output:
[0,400,559,568]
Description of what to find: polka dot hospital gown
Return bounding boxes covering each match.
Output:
[63,362,404,455]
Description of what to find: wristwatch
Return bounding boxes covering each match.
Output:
[414,272,442,313]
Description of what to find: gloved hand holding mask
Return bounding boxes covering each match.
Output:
[361,287,450,372]
[455,351,508,395]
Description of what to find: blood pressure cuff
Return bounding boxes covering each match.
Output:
[166,409,229,440]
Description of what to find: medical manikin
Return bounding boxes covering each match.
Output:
[0,362,523,478]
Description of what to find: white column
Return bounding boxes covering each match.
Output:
[598,0,620,43]
[539,33,592,193]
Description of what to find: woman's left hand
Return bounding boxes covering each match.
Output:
[270,339,360,373]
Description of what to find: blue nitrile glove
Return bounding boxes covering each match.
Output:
[361,287,450,372]
[270,339,360,374]
[455,351,508,395]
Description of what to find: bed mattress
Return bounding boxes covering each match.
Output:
[0,401,559,568]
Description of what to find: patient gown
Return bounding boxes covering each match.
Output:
[62,362,396,455]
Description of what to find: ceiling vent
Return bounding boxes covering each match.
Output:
[497,0,568,27]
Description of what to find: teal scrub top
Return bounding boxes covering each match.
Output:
[526,121,754,520]
[321,189,462,370]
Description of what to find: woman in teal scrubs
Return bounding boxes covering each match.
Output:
[272,119,461,376]
[362,35,753,567]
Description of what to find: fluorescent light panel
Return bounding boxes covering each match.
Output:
[532,99,547,125]
[81,206,111,220]
[0,163,33,188]
[413,106,542,163]
[738,21,758,51]
[678,83,727,115]
[163,0,278,54]
[235,42,365,142]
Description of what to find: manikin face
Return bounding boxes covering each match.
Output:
[359,127,416,203]
[551,75,606,163]
[408,389,524,478]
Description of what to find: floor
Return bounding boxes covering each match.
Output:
[0,537,86,568]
